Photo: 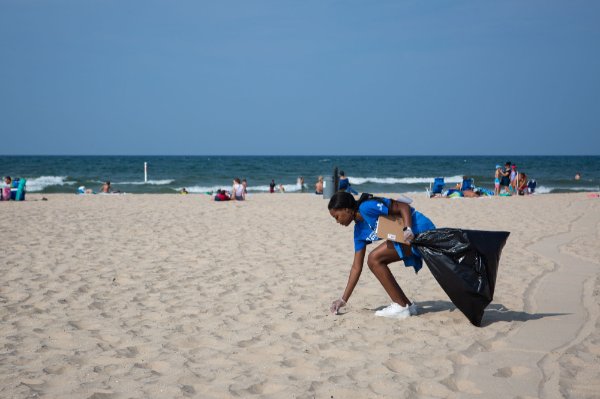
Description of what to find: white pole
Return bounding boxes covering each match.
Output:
[144,162,148,183]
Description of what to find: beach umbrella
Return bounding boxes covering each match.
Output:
[413,228,510,326]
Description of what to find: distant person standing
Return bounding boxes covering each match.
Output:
[575,172,581,180]
[269,179,276,193]
[315,176,324,195]
[510,165,518,192]
[500,162,511,194]
[297,176,305,192]
[494,165,502,196]
[338,171,358,195]
[242,178,248,195]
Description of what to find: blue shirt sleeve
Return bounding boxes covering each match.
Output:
[353,198,391,252]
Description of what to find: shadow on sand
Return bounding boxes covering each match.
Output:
[416,300,569,327]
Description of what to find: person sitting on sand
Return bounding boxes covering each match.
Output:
[517,172,528,195]
[2,176,12,200]
[315,176,324,195]
[232,178,245,201]
[180,188,189,194]
[328,192,435,319]
[214,189,231,201]
[100,181,111,193]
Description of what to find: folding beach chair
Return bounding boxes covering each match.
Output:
[460,177,474,191]
[429,177,445,197]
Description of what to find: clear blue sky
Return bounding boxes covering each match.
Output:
[1,0,599,155]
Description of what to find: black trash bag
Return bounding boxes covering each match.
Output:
[412,228,510,326]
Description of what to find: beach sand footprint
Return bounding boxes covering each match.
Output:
[493,366,531,378]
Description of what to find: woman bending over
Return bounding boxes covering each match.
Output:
[328,192,435,319]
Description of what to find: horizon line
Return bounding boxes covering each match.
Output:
[2,154,599,157]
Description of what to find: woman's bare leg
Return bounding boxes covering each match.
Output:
[367,241,410,306]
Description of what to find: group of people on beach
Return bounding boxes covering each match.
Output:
[494,161,530,196]
[212,178,247,201]
[314,171,357,195]
[268,179,288,193]
[77,181,121,195]
[429,162,537,199]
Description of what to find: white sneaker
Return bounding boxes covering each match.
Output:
[375,302,412,319]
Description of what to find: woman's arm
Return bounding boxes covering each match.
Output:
[388,200,415,244]
[341,247,366,302]
[388,200,412,229]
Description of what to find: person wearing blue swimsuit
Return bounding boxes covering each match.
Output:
[328,192,435,319]
[338,171,358,195]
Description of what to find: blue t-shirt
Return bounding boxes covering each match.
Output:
[339,177,350,191]
[353,198,435,273]
[353,198,392,251]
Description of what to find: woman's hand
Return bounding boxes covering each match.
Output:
[403,226,415,243]
[330,298,346,314]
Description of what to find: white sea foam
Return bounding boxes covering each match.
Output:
[184,185,225,193]
[115,179,174,185]
[184,183,306,194]
[348,175,464,185]
[534,185,599,194]
[25,176,74,192]
[250,184,304,193]
[534,186,552,194]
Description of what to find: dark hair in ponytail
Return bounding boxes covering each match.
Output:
[328,192,385,211]
[328,191,356,210]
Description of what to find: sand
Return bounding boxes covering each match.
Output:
[1,192,599,399]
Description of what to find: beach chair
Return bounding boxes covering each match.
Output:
[10,178,27,201]
[460,177,474,191]
[429,177,445,197]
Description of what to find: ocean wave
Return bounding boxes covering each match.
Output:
[184,185,226,194]
[349,175,464,185]
[25,176,74,192]
[535,185,599,194]
[184,184,306,194]
[115,179,174,185]
[250,184,305,193]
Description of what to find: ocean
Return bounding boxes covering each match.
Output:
[1,156,598,195]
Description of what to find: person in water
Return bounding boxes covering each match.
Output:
[328,192,435,319]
